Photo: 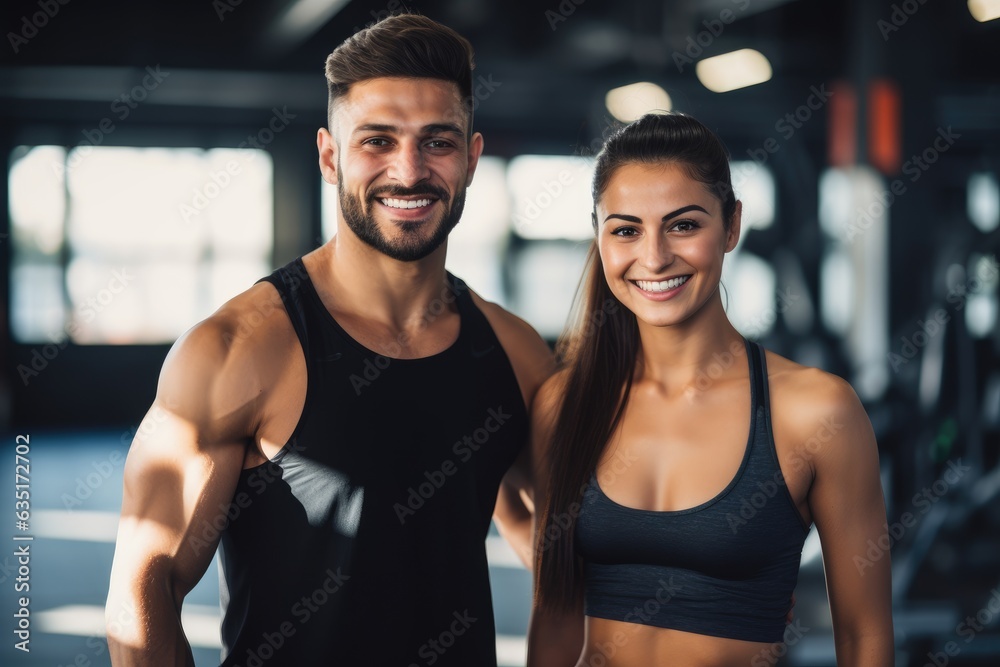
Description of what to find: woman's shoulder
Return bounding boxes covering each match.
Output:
[762,348,870,445]
[764,349,859,405]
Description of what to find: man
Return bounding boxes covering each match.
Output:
[106,13,551,666]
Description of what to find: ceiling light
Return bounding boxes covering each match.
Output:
[604,82,672,122]
[696,49,772,93]
[969,0,1000,22]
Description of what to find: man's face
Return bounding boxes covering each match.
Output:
[318,77,483,262]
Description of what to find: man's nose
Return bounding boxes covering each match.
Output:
[387,141,430,187]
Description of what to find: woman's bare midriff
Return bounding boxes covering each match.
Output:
[576,616,779,667]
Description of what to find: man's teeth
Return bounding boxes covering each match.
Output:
[635,276,690,292]
[380,198,433,209]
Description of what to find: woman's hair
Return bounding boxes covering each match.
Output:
[534,112,737,611]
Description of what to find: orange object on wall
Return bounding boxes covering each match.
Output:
[868,79,901,175]
[828,80,857,168]
[827,78,902,174]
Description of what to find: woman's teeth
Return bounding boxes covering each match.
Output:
[635,276,690,292]
[381,198,432,209]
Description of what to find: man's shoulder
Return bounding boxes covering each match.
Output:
[467,290,541,345]
[466,288,556,405]
[467,290,553,365]
[196,280,294,350]
[161,280,298,393]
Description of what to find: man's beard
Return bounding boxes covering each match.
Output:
[339,181,466,262]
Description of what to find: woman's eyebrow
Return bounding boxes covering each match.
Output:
[602,204,709,225]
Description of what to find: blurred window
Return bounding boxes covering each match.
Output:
[731,160,775,233]
[507,155,595,241]
[9,145,273,344]
[968,171,999,233]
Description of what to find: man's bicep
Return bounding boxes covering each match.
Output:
[111,321,255,602]
[106,396,246,656]
[119,405,246,584]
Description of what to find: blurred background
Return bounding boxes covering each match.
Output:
[1,0,999,665]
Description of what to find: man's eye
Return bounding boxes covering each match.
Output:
[426,140,453,149]
[364,138,391,147]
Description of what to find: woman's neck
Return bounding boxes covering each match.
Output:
[633,296,745,393]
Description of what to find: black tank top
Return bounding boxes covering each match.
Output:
[217,258,528,666]
[575,339,811,643]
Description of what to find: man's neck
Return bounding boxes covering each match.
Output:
[311,233,454,332]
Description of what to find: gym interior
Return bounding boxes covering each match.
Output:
[1,0,999,665]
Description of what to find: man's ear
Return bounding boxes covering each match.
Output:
[464,131,485,187]
[724,200,743,253]
[317,127,338,185]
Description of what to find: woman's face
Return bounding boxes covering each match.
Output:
[595,161,741,329]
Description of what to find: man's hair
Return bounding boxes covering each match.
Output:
[325,13,476,131]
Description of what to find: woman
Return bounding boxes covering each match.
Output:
[527,113,893,666]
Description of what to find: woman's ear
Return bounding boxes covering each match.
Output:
[725,200,743,253]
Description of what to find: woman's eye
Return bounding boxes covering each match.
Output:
[673,220,699,232]
[612,227,639,237]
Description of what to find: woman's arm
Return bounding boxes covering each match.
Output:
[803,373,894,666]
[527,605,586,666]
[525,371,586,666]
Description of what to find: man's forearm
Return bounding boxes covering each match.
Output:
[497,512,533,568]
[493,482,535,568]
[107,589,195,667]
